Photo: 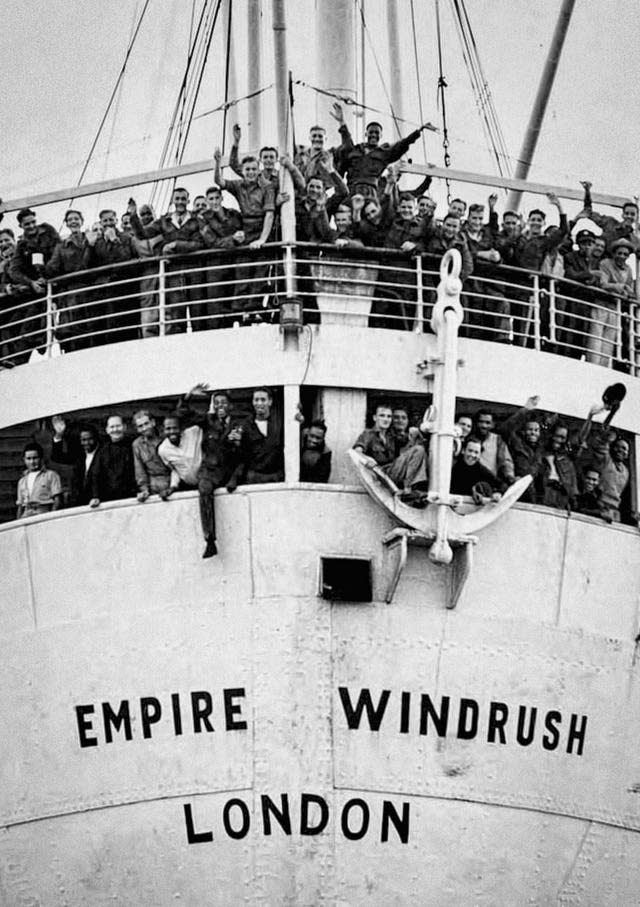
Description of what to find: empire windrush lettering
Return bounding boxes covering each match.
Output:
[338,688,588,756]
[71,685,591,845]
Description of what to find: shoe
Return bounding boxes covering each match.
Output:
[399,490,429,508]
[203,538,218,558]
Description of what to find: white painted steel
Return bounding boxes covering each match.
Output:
[1,489,639,904]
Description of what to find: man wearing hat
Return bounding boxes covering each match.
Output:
[557,229,602,356]
[585,236,636,367]
[7,208,59,361]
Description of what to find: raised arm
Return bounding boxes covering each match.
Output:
[228,125,244,178]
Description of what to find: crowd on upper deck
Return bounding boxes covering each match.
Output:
[1,103,638,365]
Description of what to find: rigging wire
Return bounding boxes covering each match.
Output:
[221,0,234,154]
[71,0,151,199]
[354,0,401,138]
[150,0,211,208]
[292,80,435,131]
[434,0,452,202]
[449,0,512,180]
[409,0,428,163]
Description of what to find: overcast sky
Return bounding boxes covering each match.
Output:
[2,0,638,231]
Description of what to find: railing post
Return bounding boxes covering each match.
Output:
[630,299,638,377]
[531,273,541,350]
[158,258,166,336]
[414,255,424,333]
[45,281,54,357]
[548,278,557,345]
[284,243,295,298]
[615,295,622,365]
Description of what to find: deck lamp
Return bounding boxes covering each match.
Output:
[279,297,303,333]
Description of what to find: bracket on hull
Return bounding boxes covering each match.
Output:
[383,527,477,609]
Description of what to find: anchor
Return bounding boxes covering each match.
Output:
[349,249,532,607]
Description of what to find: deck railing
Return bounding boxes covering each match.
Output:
[0,242,637,373]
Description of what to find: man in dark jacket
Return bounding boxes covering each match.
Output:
[129,188,204,331]
[237,387,284,484]
[499,395,545,503]
[450,436,503,502]
[537,423,577,510]
[46,209,92,350]
[89,415,136,507]
[49,417,101,506]
[335,120,431,198]
[8,207,60,359]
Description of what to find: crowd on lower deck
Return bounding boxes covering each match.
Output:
[1,105,638,367]
[13,386,634,562]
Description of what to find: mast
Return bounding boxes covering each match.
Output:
[271,0,295,243]
[506,0,576,211]
[247,0,262,150]
[386,0,404,137]
[315,0,356,131]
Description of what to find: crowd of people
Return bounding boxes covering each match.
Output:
[1,104,638,365]
[15,387,633,560]
[353,394,631,523]
[16,385,331,558]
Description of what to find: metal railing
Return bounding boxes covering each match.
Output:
[0,243,637,373]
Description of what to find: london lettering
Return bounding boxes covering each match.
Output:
[183,794,410,844]
[338,687,588,755]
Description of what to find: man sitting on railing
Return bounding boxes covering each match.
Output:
[46,210,92,351]
[129,189,204,333]
[16,442,62,520]
[353,402,428,504]
[175,385,244,558]
[157,412,202,496]
[8,207,60,362]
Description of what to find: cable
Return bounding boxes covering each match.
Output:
[435,0,452,202]
[221,0,234,154]
[354,0,401,138]
[410,0,428,163]
[72,0,151,195]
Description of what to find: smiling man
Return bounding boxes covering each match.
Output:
[16,442,62,519]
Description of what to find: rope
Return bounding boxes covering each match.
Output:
[434,0,452,202]
[410,0,428,163]
[192,84,274,121]
[293,79,436,131]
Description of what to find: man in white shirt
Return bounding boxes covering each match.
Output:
[16,442,62,518]
[158,414,203,495]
